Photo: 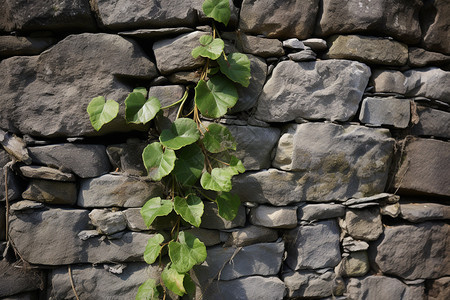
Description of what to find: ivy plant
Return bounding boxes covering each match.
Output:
[87,0,250,298]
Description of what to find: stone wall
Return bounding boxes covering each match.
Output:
[0,0,449,299]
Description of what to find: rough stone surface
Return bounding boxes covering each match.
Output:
[283,38,305,50]
[0,33,156,137]
[200,201,246,230]
[153,31,206,75]
[342,237,369,252]
[9,200,44,212]
[0,259,43,297]
[326,35,408,66]
[371,68,450,103]
[359,97,410,128]
[400,202,450,223]
[199,276,285,300]
[255,60,371,122]
[118,27,194,39]
[299,203,345,221]
[337,251,370,277]
[227,125,280,170]
[185,228,221,247]
[394,138,450,197]
[421,0,450,54]
[195,242,284,283]
[345,276,425,300]
[316,0,423,44]
[272,123,394,201]
[49,262,160,299]
[106,140,148,176]
[151,85,186,132]
[408,47,450,68]
[288,50,317,61]
[427,277,450,300]
[283,269,337,298]
[0,35,55,57]
[345,208,383,241]
[231,55,268,113]
[89,209,127,235]
[371,222,450,280]
[239,0,319,39]
[0,0,96,32]
[9,207,150,265]
[93,0,199,30]
[19,165,75,181]
[302,38,328,51]
[249,205,298,229]
[1,150,22,202]
[223,33,284,58]
[22,179,77,205]
[285,220,341,270]
[411,106,450,139]
[225,225,278,247]
[0,130,31,163]
[123,208,177,231]
[79,174,164,207]
[29,144,111,178]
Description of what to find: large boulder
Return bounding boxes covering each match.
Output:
[370,222,450,280]
[0,33,157,138]
[255,60,370,122]
[316,0,423,44]
[239,0,319,39]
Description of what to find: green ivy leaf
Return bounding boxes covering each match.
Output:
[133,87,148,98]
[216,192,241,221]
[168,231,207,273]
[87,96,119,131]
[174,195,204,227]
[160,118,200,150]
[203,123,236,153]
[229,156,245,174]
[141,197,174,228]
[183,273,196,296]
[200,167,235,192]
[192,37,225,60]
[161,265,186,296]
[143,233,165,264]
[172,144,205,186]
[136,279,159,300]
[142,142,176,181]
[217,53,251,87]
[125,91,161,124]
[202,0,231,26]
[194,75,238,118]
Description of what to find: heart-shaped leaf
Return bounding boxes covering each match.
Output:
[200,167,235,192]
[216,192,241,221]
[192,37,224,60]
[142,142,176,181]
[160,118,200,150]
[229,156,245,174]
[125,91,161,124]
[141,197,174,228]
[203,123,236,153]
[161,265,186,296]
[168,231,207,273]
[133,87,148,98]
[174,195,204,227]
[194,75,238,118]
[143,233,165,264]
[217,53,251,87]
[202,0,231,25]
[136,279,159,300]
[87,96,119,131]
[172,144,205,186]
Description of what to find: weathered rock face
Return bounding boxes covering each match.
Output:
[427,277,450,300]
[346,276,425,300]
[371,222,450,280]
[0,149,22,202]
[239,0,319,39]
[421,0,450,54]
[49,262,160,299]
[0,0,96,32]
[255,60,371,122]
[400,202,450,223]
[326,35,408,66]
[0,259,43,297]
[345,208,383,241]
[225,225,279,247]
[0,33,157,137]
[272,123,394,202]
[93,0,200,30]
[408,47,450,68]
[249,205,298,229]
[411,106,450,139]
[338,251,370,277]
[298,203,345,221]
[28,144,111,178]
[78,174,164,207]
[285,220,341,270]
[283,269,337,298]
[394,138,450,197]
[0,35,55,57]
[22,179,77,205]
[359,97,410,128]
[199,276,285,300]
[316,0,423,44]
[9,207,150,265]
[19,166,75,181]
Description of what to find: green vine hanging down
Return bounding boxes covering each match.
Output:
[86,0,251,298]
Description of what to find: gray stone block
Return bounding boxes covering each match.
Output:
[0,259,43,297]
[225,225,279,247]
[359,97,410,128]
[19,166,75,181]
[299,203,345,221]
[411,106,450,139]
[400,202,450,223]
[200,201,246,230]
[22,179,77,205]
[249,205,298,229]
[345,207,383,241]
[283,269,337,298]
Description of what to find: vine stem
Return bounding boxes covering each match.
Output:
[161,88,189,110]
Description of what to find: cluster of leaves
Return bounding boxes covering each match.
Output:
[87,0,251,299]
